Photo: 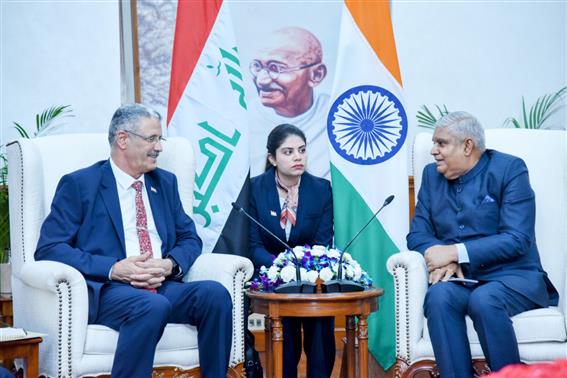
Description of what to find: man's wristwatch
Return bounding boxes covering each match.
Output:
[167,257,182,279]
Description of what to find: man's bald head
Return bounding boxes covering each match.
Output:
[251,27,327,117]
[259,27,323,66]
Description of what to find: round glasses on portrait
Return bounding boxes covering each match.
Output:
[249,60,320,80]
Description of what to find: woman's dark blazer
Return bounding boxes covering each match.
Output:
[249,167,333,268]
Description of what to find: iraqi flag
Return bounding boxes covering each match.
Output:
[167,1,249,255]
[327,1,409,369]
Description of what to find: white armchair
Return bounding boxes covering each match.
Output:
[7,134,253,377]
[387,129,567,377]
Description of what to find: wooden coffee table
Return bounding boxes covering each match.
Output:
[0,334,43,377]
[248,288,383,378]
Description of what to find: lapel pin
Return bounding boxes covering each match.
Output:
[270,210,277,216]
[150,186,157,193]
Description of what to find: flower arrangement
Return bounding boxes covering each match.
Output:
[249,245,373,292]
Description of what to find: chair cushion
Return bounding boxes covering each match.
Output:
[423,307,566,344]
[84,323,199,355]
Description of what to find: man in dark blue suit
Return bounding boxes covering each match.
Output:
[407,111,558,378]
[35,104,232,378]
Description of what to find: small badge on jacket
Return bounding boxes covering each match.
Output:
[481,194,495,204]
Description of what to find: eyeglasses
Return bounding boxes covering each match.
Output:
[125,130,166,144]
[249,60,320,80]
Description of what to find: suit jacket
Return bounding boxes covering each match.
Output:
[407,150,558,307]
[35,160,202,322]
[249,168,333,269]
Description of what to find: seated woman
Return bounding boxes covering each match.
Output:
[249,124,335,378]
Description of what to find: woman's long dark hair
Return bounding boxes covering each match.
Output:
[264,124,307,171]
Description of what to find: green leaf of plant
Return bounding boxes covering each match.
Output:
[521,97,529,129]
[12,122,30,138]
[36,105,74,136]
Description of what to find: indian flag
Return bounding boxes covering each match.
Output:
[167,0,250,255]
[328,1,409,369]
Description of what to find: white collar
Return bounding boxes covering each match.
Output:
[109,158,146,191]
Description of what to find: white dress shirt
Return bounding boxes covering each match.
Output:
[110,158,162,259]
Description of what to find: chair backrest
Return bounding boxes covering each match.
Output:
[412,129,567,310]
[7,133,195,275]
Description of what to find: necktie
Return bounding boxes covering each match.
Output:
[132,181,153,255]
[132,181,156,293]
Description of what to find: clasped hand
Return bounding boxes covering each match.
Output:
[424,245,463,284]
[111,253,173,289]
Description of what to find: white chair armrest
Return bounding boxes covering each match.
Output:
[187,253,254,288]
[17,260,87,291]
[187,253,254,366]
[386,251,429,363]
[14,261,89,374]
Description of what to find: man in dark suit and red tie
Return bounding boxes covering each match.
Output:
[407,111,558,378]
[35,104,232,378]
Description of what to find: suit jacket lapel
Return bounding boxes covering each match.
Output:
[100,161,126,253]
[266,169,288,243]
[288,174,307,244]
[145,173,167,255]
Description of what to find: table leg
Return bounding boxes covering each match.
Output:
[272,317,283,378]
[358,314,369,378]
[265,316,273,378]
[345,315,356,378]
[27,343,39,378]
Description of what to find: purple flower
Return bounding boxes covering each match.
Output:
[248,244,373,292]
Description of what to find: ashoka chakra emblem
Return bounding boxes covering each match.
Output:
[327,85,407,165]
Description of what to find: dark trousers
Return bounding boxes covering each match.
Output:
[424,281,538,378]
[282,317,336,378]
[92,280,232,378]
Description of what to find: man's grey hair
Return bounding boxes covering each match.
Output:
[108,103,161,145]
[435,111,486,152]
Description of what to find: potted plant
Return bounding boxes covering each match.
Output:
[416,104,450,129]
[0,105,74,294]
[504,86,567,129]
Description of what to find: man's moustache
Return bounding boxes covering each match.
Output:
[256,83,286,94]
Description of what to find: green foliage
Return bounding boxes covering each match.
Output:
[13,105,74,138]
[504,87,567,129]
[0,105,74,261]
[416,104,449,129]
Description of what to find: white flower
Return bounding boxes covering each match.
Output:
[319,267,334,282]
[292,246,304,259]
[280,265,296,283]
[259,266,268,273]
[331,262,339,273]
[311,245,326,257]
[344,265,355,279]
[273,252,287,265]
[306,270,319,283]
[327,248,341,259]
[299,267,308,281]
[342,252,353,263]
[353,264,362,280]
[267,265,280,281]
